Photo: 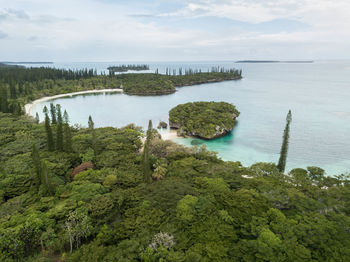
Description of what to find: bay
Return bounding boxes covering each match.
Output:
[28,61,350,175]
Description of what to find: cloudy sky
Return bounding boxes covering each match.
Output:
[0,0,349,61]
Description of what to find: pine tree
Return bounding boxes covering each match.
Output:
[56,104,64,151]
[88,115,97,159]
[63,110,73,152]
[41,161,54,196]
[44,106,55,151]
[9,82,17,99]
[32,144,42,190]
[88,115,94,129]
[35,112,40,124]
[50,103,57,124]
[0,84,9,113]
[142,120,153,183]
[277,110,292,173]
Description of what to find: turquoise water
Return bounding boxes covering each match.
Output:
[29,61,350,175]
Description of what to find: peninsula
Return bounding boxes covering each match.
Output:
[120,67,242,95]
[0,66,243,115]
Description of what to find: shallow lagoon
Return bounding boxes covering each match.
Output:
[29,61,350,175]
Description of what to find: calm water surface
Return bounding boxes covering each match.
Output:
[29,61,350,175]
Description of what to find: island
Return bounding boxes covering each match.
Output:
[235,60,314,63]
[169,101,240,139]
[1,61,53,64]
[0,62,24,68]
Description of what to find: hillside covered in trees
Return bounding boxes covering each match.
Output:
[1,66,350,261]
[1,110,350,261]
[169,102,240,139]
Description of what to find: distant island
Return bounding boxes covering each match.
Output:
[0,62,24,68]
[1,61,53,64]
[169,101,240,139]
[235,60,314,63]
[108,64,150,73]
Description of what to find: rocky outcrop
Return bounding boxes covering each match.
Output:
[157,121,168,129]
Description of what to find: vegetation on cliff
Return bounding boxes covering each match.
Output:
[169,101,240,139]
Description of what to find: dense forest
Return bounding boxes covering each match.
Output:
[1,66,350,261]
[1,110,350,261]
[169,102,240,139]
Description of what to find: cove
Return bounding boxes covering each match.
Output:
[28,61,350,175]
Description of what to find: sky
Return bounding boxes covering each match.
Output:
[0,0,349,61]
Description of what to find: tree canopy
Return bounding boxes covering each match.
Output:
[1,112,350,261]
[169,101,240,139]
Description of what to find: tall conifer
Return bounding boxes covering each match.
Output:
[35,112,40,124]
[63,110,72,152]
[44,106,55,151]
[56,104,64,151]
[0,84,9,113]
[41,161,54,196]
[277,110,292,173]
[88,115,97,159]
[142,120,153,183]
[50,103,57,124]
[32,144,42,190]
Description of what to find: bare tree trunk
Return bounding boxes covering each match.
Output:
[70,235,73,253]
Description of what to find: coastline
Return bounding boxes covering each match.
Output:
[24,88,123,116]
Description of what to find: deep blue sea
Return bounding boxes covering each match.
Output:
[27,61,350,175]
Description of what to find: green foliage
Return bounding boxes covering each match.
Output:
[152,158,168,180]
[1,111,350,262]
[169,101,240,139]
[103,174,117,187]
[176,195,198,222]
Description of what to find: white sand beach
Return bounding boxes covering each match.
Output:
[24,89,123,116]
[160,130,179,140]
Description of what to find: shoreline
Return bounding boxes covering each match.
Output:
[24,88,123,116]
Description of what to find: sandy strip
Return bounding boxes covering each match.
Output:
[160,130,179,140]
[24,88,123,116]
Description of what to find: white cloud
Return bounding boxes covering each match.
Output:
[0,0,349,61]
